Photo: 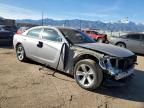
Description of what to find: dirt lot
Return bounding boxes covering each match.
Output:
[0,48,144,108]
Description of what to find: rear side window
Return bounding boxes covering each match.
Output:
[127,34,141,40]
[27,28,42,38]
[41,28,60,42]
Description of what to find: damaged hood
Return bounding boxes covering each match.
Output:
[76,43,134,58]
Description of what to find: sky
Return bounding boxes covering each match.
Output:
[0,0,144,23]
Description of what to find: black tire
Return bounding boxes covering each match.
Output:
[74,59,103,90]
[16,44,26,62]
[116,42,126,48]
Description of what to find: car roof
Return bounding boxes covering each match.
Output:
[56,26,76,30]
[82,29,98,32]
[126,33,144,35]
[27,26,76,30]
[23,26,78,35]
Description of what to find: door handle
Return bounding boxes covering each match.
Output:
[37,41,43,48]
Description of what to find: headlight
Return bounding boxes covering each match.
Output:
[99,55,110,70]
[99,55,120,75]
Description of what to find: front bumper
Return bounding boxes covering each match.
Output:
[114,68,134,80]
[99,55,136,80]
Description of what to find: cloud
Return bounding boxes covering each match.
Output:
[55,0,122,21]
[0,3,41,20]
[0,0,123,21]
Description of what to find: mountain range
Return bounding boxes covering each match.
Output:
[16,18,144,32]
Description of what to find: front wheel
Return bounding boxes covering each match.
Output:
[74,59,103,90]
[16,44,26,62]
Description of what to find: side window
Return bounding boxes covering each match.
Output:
[41,29,60,42]
[86,31,90,34]
[121,35,127,38]
[94,31,98,35]
[90,31,94,34]
[27,28,42,38]
[141,35,144,41]
[127,34,140,40]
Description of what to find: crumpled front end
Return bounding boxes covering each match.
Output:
[99,55,137,80]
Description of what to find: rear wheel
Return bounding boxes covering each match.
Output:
[74,59,103,90]
[16,44,26,62]
[116,42,126,48]
[97,38,103,43]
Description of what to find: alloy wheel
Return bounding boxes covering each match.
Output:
[17,45,24,61]
[76,64,95,87]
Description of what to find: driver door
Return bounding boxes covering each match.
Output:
[37,28,66,70]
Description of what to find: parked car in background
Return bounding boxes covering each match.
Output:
[13,26,137,90]
[0,25,17,34]
[109,33,144,54]
[16,27,30,34]
[0,25,14,46]
[82,29,108,43]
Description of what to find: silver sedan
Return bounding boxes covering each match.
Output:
[13,26,137,90]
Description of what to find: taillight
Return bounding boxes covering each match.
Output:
[16,30,24,34]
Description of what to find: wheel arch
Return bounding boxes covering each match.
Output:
[73,54,99,68]
[71,53,99,75]
[16,42,22,48]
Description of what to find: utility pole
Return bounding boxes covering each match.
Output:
[62,20,66,27]
[42,12,44,26]
[80,20,82,30]
[65,20,66,27]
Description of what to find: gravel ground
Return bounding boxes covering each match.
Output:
[0,48,144,108]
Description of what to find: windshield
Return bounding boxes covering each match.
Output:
[59,28,95,44]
